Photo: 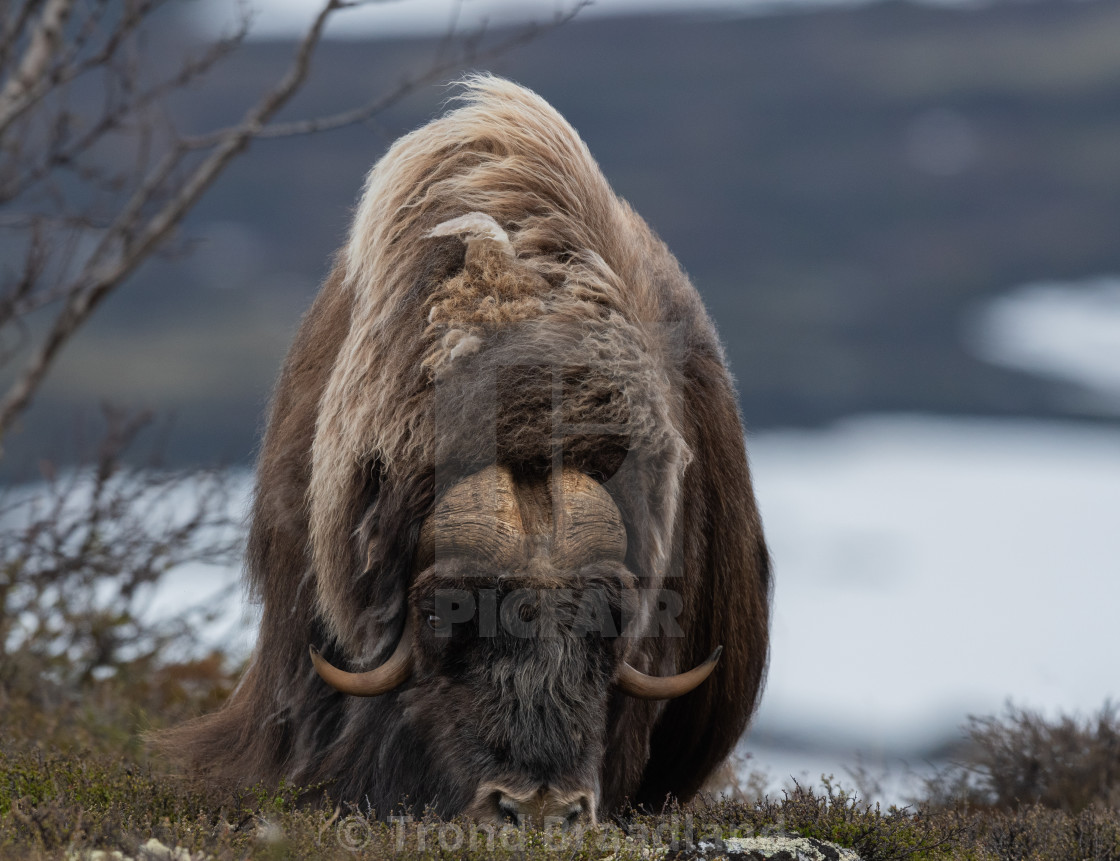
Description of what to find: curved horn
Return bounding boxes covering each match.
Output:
[425,211,514,256]
[309,617,414,697]
[616,646,723,700]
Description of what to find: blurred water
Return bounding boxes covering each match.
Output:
[968,275,1120,414]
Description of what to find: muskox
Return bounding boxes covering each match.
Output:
[162,76,770,824]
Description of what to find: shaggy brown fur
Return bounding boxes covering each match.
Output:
[159,75,770,816]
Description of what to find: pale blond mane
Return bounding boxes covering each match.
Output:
[308,75,689,648]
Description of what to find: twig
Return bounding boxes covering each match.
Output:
[0,0,349,438]
[0,0,73,136]
[192,1,589,144]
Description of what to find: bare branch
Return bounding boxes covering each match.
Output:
[196,1,589,143]
[0,16,248,205]
[0,0,73,136]
[0,216,45,358]
[0,0,588,447]
[0,1,47,72]
[0,0,163,143]
[0,0,348,438]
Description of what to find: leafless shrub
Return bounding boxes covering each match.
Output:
[924,702,1120,813]
[0,406,243,705]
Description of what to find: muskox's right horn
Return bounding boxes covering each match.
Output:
[616,646,723,700]
[309,618,414,697]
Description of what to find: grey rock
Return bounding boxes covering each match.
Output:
[664,834,862,860]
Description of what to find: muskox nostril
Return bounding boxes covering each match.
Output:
[541,804,588,832]
[496,794,522,825]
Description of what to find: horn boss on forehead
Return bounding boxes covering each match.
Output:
[415,465,627,569]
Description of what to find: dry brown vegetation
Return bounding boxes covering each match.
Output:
[923,703,1120,814]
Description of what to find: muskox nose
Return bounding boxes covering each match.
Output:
[487,786,595,829]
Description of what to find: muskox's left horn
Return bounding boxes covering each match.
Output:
[309,618,414,696]
[616,646,723,700]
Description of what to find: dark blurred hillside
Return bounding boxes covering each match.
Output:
[7,0,1120,475]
